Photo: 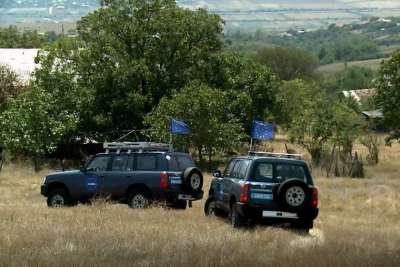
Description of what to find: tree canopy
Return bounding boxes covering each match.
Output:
[376,50,400,141]
[0,64,23,109]
[34,0,224,138]
[254,47,318,81]
[145,82,244,163]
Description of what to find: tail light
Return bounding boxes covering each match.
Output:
[239,184,249,203]
[311,187,318,208]
[160,172,169,190]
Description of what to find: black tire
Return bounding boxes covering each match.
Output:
[127,189,151,209]
[171,199,187,210]
[47,189,72,208]
[277,179,312,213]
[183,167,203,193]
[230,203,245,228]
[204,197,223,217]
[291,219,313,235]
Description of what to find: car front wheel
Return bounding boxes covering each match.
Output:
[47,189,72,208]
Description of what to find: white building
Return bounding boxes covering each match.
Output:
[0,48,39,84]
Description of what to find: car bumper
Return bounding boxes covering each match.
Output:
[235,202,319,221]
[164,190,203,201]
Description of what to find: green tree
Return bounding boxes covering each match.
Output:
[0,87,78,171]
[275,79,313,128]
[254,46,318,81]
[145,83,244,164]
[375,50,400,141]
[285,79,362,164]
[0,64,23,109]
[206,52,279,129]
[35,0,224,138]
[286,81,335,164]
[0,26,57,48]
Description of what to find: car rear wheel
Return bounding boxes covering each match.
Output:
[128,190,151,209]
[47,189,72,208]
[171,199,187,210]
[291,219,313,234]
[230,203,245,228]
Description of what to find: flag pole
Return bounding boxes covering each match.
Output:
[169,119,173,151]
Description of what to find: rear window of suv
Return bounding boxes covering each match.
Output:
[276,164,306,182]
[167,155,195,171]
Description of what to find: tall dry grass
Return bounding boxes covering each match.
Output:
[1,143,400,267]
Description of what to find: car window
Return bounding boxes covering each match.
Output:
[231,160,243,179]
[254,162,274,182]
[136,154,158,171]
[111,155,129,171]
[224,160,237,177]
[176,156,195,170]
[276,164,306,182]
[167,155,179,171]
[235,160,250,180]
[127,155,134,171]
[86,155,110,172]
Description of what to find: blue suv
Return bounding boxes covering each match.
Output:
[41,142,203,209]
[204,152,318,232]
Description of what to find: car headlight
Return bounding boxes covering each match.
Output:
[42,176,47,184]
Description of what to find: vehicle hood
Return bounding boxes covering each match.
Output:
[45,170,82,182]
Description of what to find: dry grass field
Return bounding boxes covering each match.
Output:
[1,142,400,267]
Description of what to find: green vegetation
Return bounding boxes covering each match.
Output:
[376,50,400,141]
[146,82,244,163]
[0,87,78,170]
[0,26,61,48]
[254,47,318,81]
[0,0,399,170]
[0,64,23,108]
[226,17,400,65]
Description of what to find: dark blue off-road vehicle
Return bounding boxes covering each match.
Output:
[204,152,318,232]
[41,142,203,209]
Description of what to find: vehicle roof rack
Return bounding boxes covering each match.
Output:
[248,151,303,160]
[103,142,171,153]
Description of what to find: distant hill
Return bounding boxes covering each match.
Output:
[1,0,400,32]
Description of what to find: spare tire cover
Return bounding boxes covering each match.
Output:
[277,179,312,212]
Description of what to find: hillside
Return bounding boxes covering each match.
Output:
[1,0,400,32]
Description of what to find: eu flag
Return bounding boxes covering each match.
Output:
[171,119,190,135]
[251,120,274,140]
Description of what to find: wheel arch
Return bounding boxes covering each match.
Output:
[126,184,152,198]
[230,195,237,207]
[47,182,70,196]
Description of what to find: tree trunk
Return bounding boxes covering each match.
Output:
[197,146,203,163]
[207,148,213,172]
[33,154,41,172]
[0,149,4,173]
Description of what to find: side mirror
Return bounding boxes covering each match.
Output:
[213,170,222,178]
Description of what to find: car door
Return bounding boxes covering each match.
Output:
[221,159,247,210]
[132,153,163,195]
[101,154,133,198]
[83,154,112,197]
[247,161,279,209]
[214,159,237,210]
